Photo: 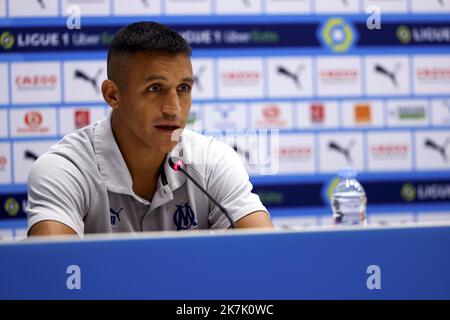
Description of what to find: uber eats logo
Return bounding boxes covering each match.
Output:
[0,32,15,50]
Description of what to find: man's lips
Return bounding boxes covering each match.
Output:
[154,124,182,135]
[154,125,180,131]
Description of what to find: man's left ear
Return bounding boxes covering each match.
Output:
[101,79,120,109]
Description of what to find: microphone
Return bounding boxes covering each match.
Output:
[168,157,236,229]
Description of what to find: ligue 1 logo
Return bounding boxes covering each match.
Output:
[401,183,416,202]
[4,198,20,217]
[0,31,15,50]
[319,18,356,53]
[397,25,412,44]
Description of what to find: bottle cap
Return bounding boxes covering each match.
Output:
[338,167,357,179]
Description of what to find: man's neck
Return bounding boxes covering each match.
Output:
[111,113,166,200]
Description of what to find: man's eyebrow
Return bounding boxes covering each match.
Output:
[142,75,167,82]
[182,77,195,84]
[142,75,195,84]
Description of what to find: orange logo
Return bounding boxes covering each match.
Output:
[354,104,371,124]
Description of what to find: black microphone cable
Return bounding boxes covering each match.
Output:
[168,157,236,229]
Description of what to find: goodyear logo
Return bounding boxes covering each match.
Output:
[0,32,15,50]
[320,18,355,53]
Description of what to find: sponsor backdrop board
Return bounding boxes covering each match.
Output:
[0,0,449,237]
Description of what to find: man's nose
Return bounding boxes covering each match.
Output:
[161,89,181,115]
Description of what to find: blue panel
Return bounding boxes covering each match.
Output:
[0,225,449,299]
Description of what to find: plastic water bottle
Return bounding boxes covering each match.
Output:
[331,168,367,226]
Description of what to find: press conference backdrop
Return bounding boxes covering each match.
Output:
[0,0,450,239]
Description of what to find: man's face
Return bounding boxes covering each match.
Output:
[114,52,193,154]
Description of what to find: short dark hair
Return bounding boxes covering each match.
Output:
[107,21,192,80]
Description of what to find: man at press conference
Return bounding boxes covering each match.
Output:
[26,21,273,236]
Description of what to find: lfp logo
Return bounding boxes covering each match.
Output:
[319,18,356,53]
[0,32,15,50]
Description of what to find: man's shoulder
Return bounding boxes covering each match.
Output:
[48,121,99,157]
[33,121,102,180]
